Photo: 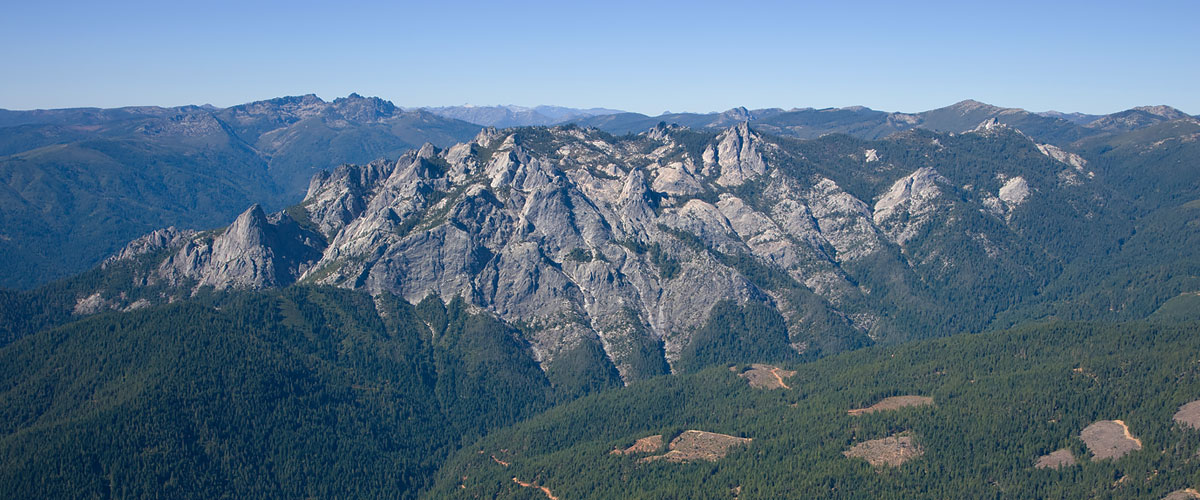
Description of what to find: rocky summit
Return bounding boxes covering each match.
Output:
[96,118,1148,380]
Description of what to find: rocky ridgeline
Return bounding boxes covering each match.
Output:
[98,120,1103,380]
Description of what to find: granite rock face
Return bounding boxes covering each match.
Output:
[156,205,325,290]
[101,122,1105,380]
[103,227,198,265]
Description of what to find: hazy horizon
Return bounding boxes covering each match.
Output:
[1,94,1193,118]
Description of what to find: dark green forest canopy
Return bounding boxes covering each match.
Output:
[430,321,1200,499]
[3,283,1199,498]
[0,287,555,499]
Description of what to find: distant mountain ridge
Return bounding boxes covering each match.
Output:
[2,95,1194,290]
[560,99,1197,144]
[418,104,623,127]
[0,94,482,288]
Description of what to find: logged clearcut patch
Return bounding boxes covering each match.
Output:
[1080,420,1142,459]
[611,435,664,455]
[1034,449,1077,469]
[1174,400,1200,430]
[639,430,752,463]
[843,433,924,467]
[1164,489,1200,500]
[738,363,796,389]
[848,395,935,415]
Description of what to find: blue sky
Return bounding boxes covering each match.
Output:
[2,0,1196,114]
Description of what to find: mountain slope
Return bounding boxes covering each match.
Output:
[0,94,481,288]
[0,287,557,499]
[0,109,277,289]
[59,119,1197,382]
[4,96,1189,290]
[428,320,1200,499]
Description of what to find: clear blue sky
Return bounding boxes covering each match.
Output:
[2,0,1196,115]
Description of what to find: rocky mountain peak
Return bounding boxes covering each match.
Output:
[473,127,504,148]
[228,203,270,240]
[416,142,439,159]
[949,99,1006,114]
[721,106,753,121]
[224,94,328,122]
[150,203,324,290]
[646,122,685,142]
[709,122,768,186]
[104,227,198,266]
[88,118,1131,382]
[972,117,1006,133]
[1133,105,1188,120]
[331,93,399,121]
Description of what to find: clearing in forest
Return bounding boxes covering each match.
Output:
[1034,449,1077,469]
[611,435,664,455]
[639,430,752,463]
[738,363,796,389]
[1174,400,1200,429]
[848,395,934,415]
[1080,420,1142,459]
[1164,489,1200,500]
[843,432,924,467]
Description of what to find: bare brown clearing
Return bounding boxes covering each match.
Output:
[610,434,664,455]
[639,430,752,463]
[1034,449,1077,469]
[848,395,934,415]
[1174,400,1200,429]
[1164,488,1200,500]
[738,363,796,389]
[1081,420,1142,460]
[843,433,924,467]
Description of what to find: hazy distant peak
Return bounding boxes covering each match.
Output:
[331,93,398,121]
[224,94,328,121]
[1132,105,1188,119]
[419,104,624,127]
[1084,105,1193,132]
[332,93,396,107]
[1037,110,1101,125]
[262,94,326,106]
[720,106,753,120]
[946,99,1008,114]
[535,105,624,118]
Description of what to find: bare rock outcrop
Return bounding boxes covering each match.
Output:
[105,227,198,266]
[89,120,1108,380]
[156,204,324,290]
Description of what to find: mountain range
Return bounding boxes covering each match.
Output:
[417,104,623,128]
[2,95,1194,290]
[0,94,482,288]
[1,94,1199,498]
[7,105,1196,375]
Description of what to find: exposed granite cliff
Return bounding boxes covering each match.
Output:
[101,122,1110,380]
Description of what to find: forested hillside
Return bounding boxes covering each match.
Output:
[0,287,568,499]
[429,320,1200,499]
